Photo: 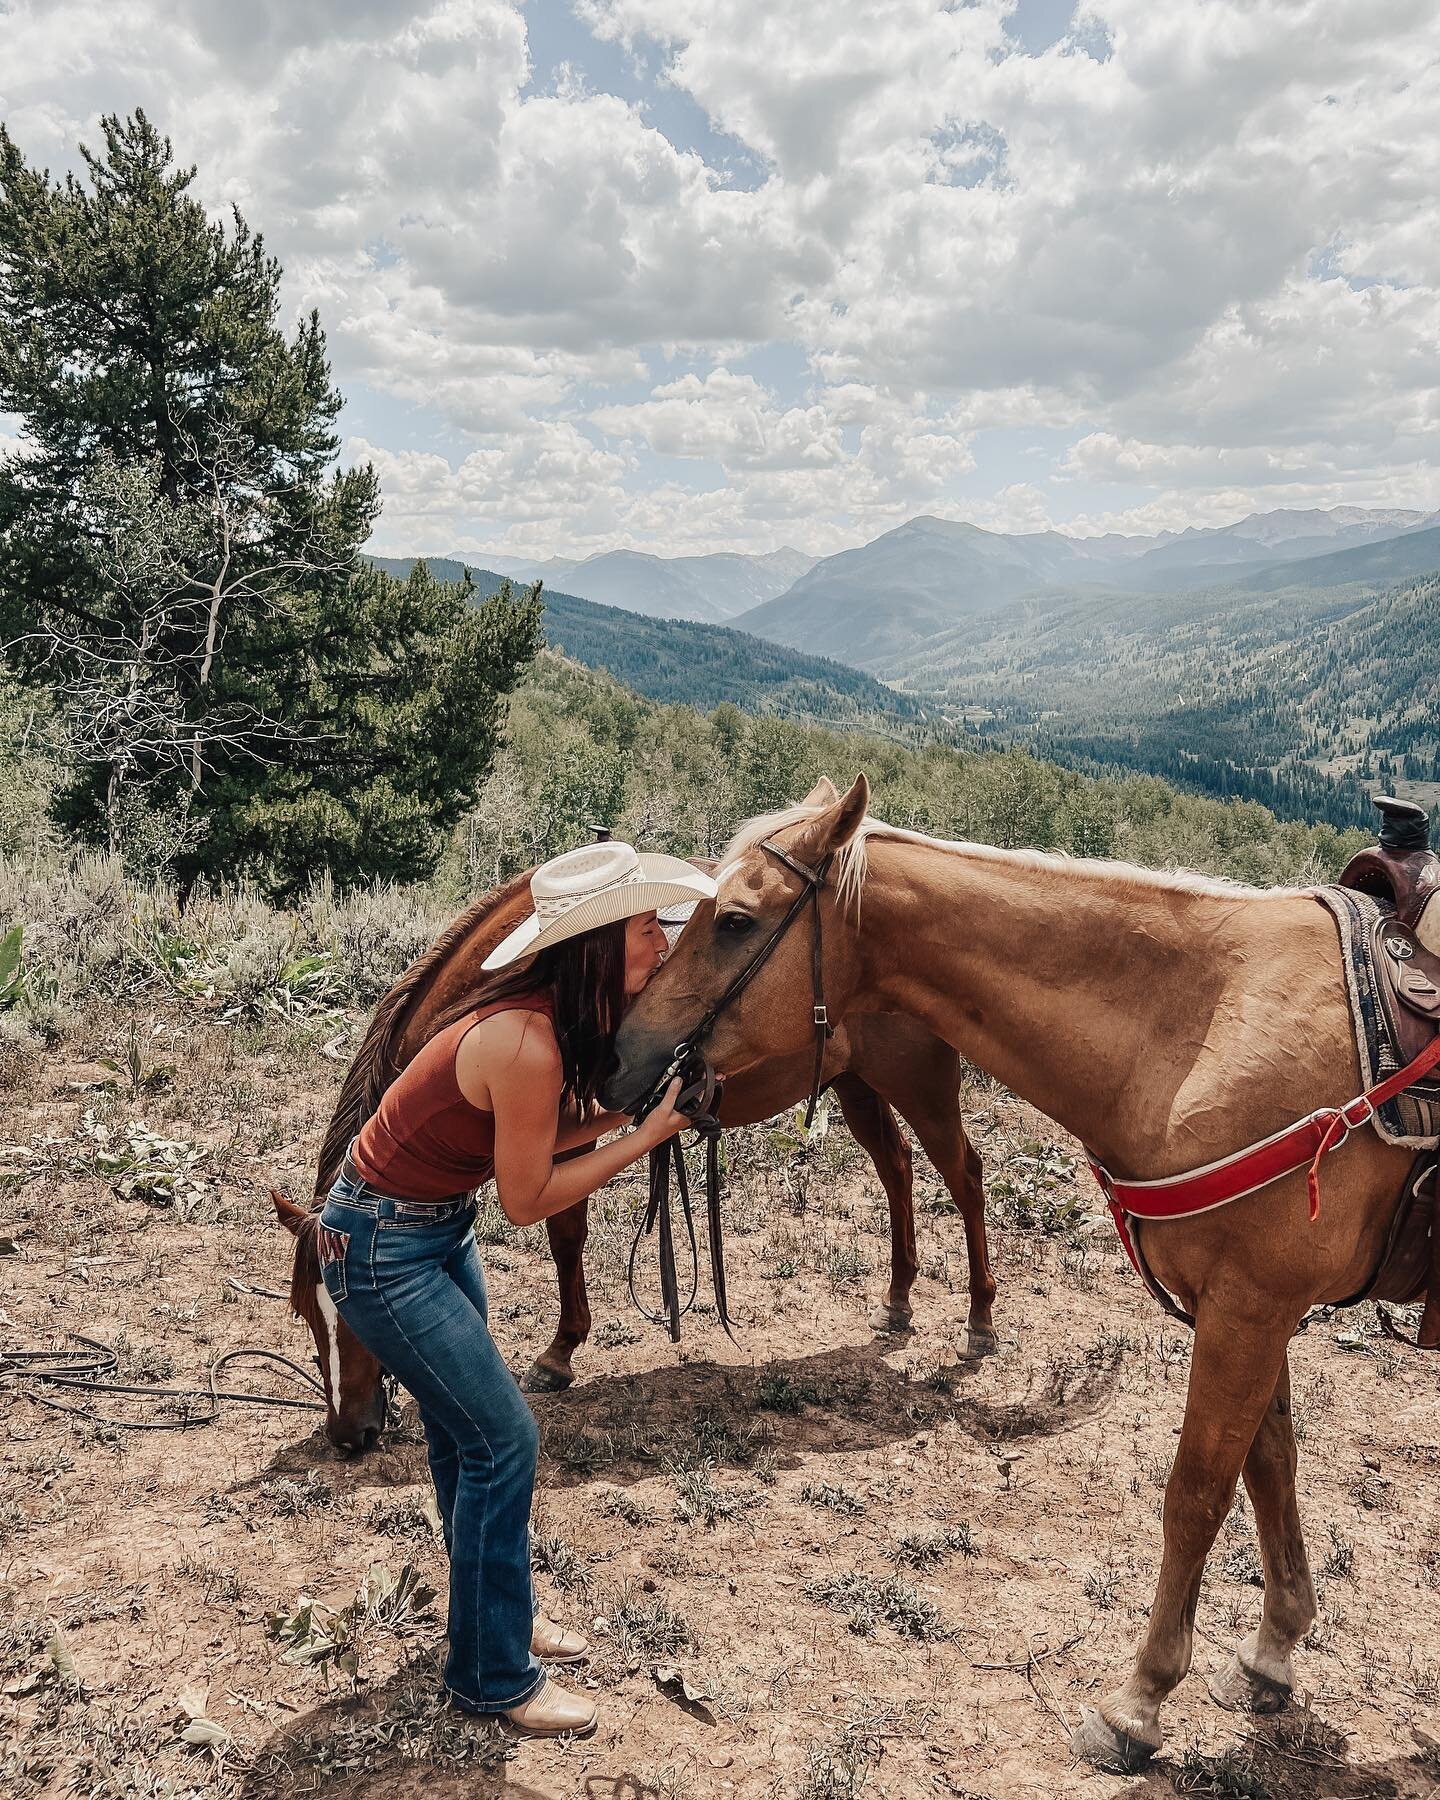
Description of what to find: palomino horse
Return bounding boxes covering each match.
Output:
[604,775,1423,1772]
[274,779,997,1451]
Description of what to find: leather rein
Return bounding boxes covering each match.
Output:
[627,839,833,1340]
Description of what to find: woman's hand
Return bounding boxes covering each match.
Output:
[636,1076,688,1148]
[494,1063,689,1227]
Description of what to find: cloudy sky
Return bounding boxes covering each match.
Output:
[2,0,1437,559]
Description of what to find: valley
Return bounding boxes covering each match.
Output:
[406,505,1440,834]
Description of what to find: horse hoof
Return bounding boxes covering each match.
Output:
[522,1361,575,1394]
[962,1325,998,1360]
[1070,1706,1159,1774]
[869,1305,913,1334]
[1207,1654,1293,1716]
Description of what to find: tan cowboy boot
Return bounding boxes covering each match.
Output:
[505,1677,598,1738]
[531,1615,589,1664]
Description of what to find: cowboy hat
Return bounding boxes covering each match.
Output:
[657,895,701,948]
[482,841,717,971]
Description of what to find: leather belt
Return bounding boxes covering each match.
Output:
[340,1154,471,1208]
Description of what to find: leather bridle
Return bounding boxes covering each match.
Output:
[633,838,835,1132]
[627,838,835,1340]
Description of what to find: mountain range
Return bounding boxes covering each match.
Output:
[414,505,1436,657]
[732,507,1440,664]
[379,502,1440,832]
[470,545,815,624]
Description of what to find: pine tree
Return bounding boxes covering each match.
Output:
[0,111,540,890]
[208,563,544,897]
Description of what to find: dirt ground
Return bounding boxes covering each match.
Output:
[3,1006,1440,1800]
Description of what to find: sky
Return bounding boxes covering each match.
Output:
[1,0,1437,560]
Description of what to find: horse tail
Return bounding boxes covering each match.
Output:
[312,870,534,1199]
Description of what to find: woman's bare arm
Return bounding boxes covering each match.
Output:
[554,1103,632,1150]
[487,1031,684,1226]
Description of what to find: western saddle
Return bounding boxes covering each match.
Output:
[1338,795,1440,1346]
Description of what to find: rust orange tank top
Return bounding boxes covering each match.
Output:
[350,993,554,1201]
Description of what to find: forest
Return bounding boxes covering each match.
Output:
[885,572,1440,831]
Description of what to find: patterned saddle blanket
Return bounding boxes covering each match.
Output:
[1315,884,1440,1149]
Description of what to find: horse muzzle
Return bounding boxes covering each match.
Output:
[630,1046,720,1131]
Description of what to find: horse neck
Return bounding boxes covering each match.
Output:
[289,1213,321,1318]
[848,835,1331,1175]
[314,870,537,1196]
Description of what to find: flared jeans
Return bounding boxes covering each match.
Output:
[319,1166,545,1711]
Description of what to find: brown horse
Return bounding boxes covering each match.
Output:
[605,775,1425,1773]
[275,779,997,1451]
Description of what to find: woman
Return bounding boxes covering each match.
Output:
[318,841,715,1736]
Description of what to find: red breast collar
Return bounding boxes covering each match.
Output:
[1090,1033,1440,1278]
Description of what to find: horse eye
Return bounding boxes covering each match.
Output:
[717,911,756,935]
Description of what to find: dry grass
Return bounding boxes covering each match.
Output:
[3,848,1440,1798]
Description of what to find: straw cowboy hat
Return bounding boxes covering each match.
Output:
[657,896,702,947]
[482,841,717,971]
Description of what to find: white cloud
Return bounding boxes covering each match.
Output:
[2,0,1438,552]
[589,365,980,548]
[581,0,1440,529]
[0,429,35,465]
[960,482,1058,535]
[353,424,632,554]
[591,369,845,469]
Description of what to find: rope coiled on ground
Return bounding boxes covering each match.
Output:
[1,1334,327,1429]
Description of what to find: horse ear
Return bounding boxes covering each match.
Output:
[798,774,839,809]
[271,1190,309,1236]
[791,773,869,866]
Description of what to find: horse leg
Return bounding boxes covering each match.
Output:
[523,1198,591,1393]
[900,1097,997,1358]
[1208,1353,1316,1713]
[830,1073,917,1334]
[1073,1305,1292,1772]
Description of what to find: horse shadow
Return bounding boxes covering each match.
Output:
[532,1328,1124,1493]
[1121,1712,1440,1799]
[223,1400,429,1496]
[231,1326,1124,1500]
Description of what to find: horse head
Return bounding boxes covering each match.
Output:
[272,1191,387,1453]
[604,774,870,1114]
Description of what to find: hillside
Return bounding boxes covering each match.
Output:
[1110,520,1440,599]
[884,570,1440,829]
[459,643,1374,896]
[733,517,1116,664]
[1108,504,1435,591]
[1231,522,1440,594]
[364,555,923,730]
[411,545,814,623]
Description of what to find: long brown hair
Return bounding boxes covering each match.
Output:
[436,920,629,1110]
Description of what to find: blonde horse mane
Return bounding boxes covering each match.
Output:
[722,799,1309,918]
[311,868,535,1198]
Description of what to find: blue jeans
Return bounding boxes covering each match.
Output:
[320,1164,544,1712]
